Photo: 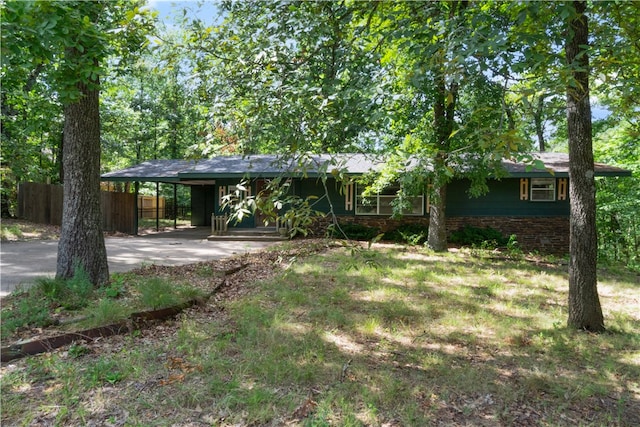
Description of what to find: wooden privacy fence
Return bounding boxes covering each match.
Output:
[18,182,136,234]
[138,195,165,219]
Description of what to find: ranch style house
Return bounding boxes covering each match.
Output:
[101,152,631,254]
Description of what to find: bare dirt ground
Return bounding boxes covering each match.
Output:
[1,218,60,241]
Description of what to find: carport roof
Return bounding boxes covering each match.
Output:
[101,154,385,183]
[101,153,631,183]
[101,159,196,183]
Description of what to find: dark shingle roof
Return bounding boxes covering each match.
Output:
[102,154,385,183]
[101,153,631,183]
[101,159,196,182]
[502,152,632,177]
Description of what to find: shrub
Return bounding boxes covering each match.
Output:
[449,225,508,248]
[384,223,429,245]
[102,275,126,299]
[329,223,381,241]
[33,264,95,310]
[83,299,130,328]
[36,277,67,300]
[506,234,523,257]
[2,266,96,338]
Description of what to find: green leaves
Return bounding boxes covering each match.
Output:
[184,0,385,154]
[3,0,154,103]
[1,0,156,216]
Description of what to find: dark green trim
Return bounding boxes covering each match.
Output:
[506,171,631,178]
[506,172,569,178]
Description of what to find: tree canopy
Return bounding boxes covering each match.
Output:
[2,0,154,284]
[1,0,638,323]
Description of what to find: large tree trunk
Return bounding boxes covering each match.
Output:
[426,63,457,252]
[565,0,604,332]
[427,181,448,251]
[56,72,109,285]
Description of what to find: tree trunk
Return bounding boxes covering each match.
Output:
[427,181,448,251]
[426,60,457,252]
[565,0,604,332]
[56,70,109,285]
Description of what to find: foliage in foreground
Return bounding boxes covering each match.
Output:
[1,244,638,426]
[0,271,202,340]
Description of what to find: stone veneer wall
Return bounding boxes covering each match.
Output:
[324,215,569,255]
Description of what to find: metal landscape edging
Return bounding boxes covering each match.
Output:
[1,264,248,363]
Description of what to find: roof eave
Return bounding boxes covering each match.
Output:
[505,170,631,178]
[506,172,569,178]
[594,170,633,177]
[101,176,182,183]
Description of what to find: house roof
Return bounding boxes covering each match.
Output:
[101,159,195,182]
[101,152,631,183]
[101,154,385,183]
[502,152,632,177]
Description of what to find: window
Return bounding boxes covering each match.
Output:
[225,183,252,202]
[530,178,555,201]
[355,185,424,216]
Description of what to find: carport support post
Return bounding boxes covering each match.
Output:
[173,183,177,229]
[134,181,139,236]
[156,182,160,232]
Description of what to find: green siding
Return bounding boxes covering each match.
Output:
[297,178,350,215]
[203,177,569,228]
[446,179,569,217]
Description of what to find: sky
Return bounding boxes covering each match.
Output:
[146,0,220,26]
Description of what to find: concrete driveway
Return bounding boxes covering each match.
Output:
[0,227,278,298]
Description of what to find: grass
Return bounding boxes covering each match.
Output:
[0,219,59,241]
[0,270,203,339]
[1,243,639,426]
[0,223,23,240]
[137,218,191,230]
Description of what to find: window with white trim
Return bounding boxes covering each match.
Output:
[355,185,424,216]
[227,183,252,200]
[218,186,227,205]
[530,178,555,201]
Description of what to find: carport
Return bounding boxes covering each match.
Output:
[101,160,216,234]
[101,155,319,235]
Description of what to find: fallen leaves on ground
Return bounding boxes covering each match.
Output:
[2,238,335,350]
